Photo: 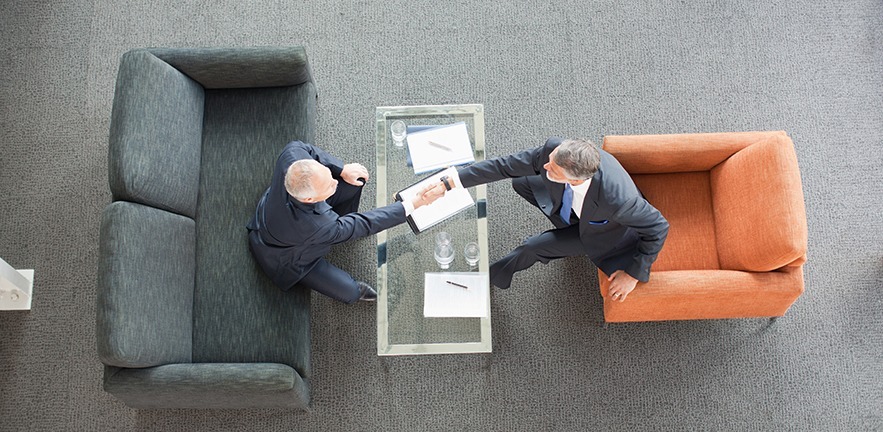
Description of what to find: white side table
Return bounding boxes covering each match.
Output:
[0,257,33,310]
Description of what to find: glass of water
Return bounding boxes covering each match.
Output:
[464,242,480,268]
[434,232,455,270]
[390,120,407,147]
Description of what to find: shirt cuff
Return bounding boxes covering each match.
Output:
[448,169,463,189]
[401,200,415,216]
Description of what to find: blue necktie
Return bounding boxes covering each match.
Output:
[559,184,573,224]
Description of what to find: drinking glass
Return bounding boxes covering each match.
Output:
[390,120,407,147]
[464,242,480,268]
[434,231,455,270]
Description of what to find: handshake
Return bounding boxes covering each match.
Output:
[411,175,457,209]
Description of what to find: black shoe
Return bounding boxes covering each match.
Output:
[357,281,377,302]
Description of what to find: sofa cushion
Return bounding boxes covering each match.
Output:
[189,84,316,378]
[711,134,808,271]
[108,49,204,218]
[96,201,195,368]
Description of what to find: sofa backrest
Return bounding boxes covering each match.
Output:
[148,46,313,89]
[108,49,205,218]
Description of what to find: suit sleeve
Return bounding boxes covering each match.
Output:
[610,197,669,282]
[457,143,552,188]
[313,202,408,246]
[282,141,345,177]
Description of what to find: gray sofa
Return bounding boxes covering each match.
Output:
[96,47,316,409]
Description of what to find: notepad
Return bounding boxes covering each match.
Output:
[423,272,489,318]
[405,122,475,174]
[395,167,475,234]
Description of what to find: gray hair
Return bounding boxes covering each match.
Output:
[284,159,320,200]
[553,139,600,180]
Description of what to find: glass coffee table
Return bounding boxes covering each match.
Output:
[375,104,491,356]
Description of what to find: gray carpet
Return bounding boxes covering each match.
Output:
[2,0,882,430]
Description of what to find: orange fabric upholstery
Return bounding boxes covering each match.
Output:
[599,131,807,322]
[631,172,719,271]
[711,134,808,271]
[599,267,804,322]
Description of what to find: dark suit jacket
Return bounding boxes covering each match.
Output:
[457,137,669,282]
[247,141,406,290]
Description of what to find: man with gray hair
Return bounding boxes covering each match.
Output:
[448,137,669,301]
[247,141,444,303]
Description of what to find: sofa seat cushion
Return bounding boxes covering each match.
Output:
[190,84,316,378]
[97,201,195,368]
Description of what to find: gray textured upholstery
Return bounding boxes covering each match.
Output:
[97,47,316,409]
[108,49,204,218]
[192,85,315,378]
[103,363,309,409]
[96,201,195,368]
[149,47,313,89]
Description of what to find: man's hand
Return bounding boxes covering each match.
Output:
[607,270,638,302]
[341,163,369,186]
[411,182,447,209]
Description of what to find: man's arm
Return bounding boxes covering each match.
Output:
[603,198,668,302]
[612,197,669,282]
[456,140,559,188]
[319,183,445,245]
[281,141,346,176]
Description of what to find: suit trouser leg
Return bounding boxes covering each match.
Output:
[490,224,585,289]
[297,258,361,304]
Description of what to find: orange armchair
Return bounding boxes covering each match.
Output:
[599,131,807,322]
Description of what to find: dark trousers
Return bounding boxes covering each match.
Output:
[490,177,586,289]
[298,181,364,303]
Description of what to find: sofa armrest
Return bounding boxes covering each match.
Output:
[603,131,787,174]
[109,49,204,218]
[148,46,313,89]
[103,363,309,409]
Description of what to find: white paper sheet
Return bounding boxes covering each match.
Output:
[397,167,475,232]
[406,122,475,174]
[423,272,489,318]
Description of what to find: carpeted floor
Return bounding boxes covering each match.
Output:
[1,1,881,431]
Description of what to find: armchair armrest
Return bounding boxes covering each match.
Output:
[103,363,310,409]
[711,133,808,271]
[148,46,313,89]
[603,131,787,174]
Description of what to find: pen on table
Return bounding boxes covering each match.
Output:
[446,280,469,289]
[429,141,452,151]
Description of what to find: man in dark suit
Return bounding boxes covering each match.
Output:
[247,141,443,303]
[451,137,669,301]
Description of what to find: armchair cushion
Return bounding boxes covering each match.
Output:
[711,134,808,271]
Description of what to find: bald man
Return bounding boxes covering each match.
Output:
[247,141,443,303]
